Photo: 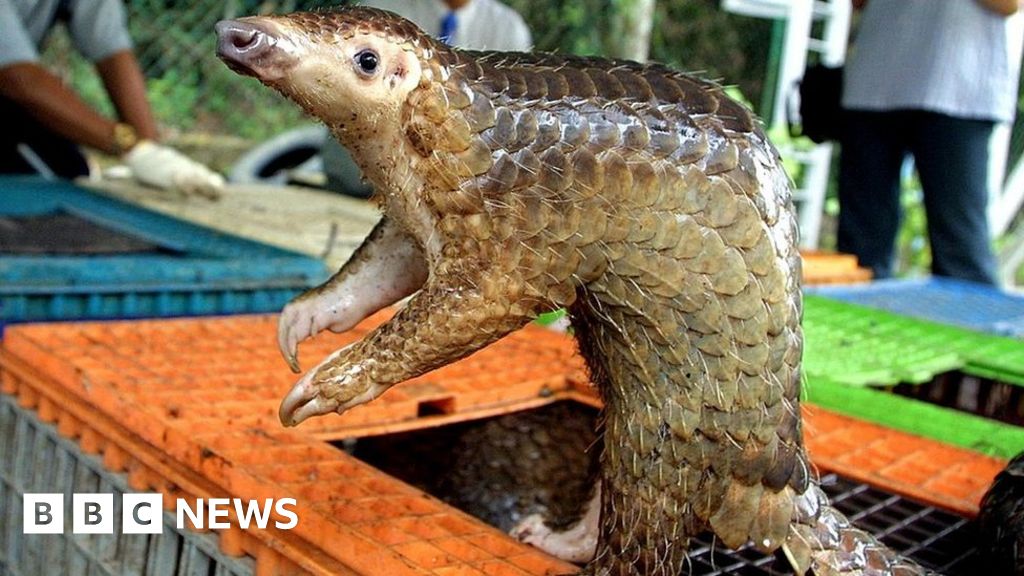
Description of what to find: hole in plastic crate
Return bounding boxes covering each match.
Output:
[888,371,1024,426]
[339,401,982,574]
[344,400,600,533]
[416,396,456,417]
[0,211,179,255]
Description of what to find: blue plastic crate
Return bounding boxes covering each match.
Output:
[808,277,1024,338]
[0,177,329,326]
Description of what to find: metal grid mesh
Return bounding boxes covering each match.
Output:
[0,395,255,576]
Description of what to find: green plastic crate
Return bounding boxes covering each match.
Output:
[803,296,1024,457]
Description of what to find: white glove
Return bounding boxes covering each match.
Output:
[124,140,225,199]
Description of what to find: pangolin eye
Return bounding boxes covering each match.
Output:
[354,49,379,76]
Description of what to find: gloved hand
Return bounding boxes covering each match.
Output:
[124,140,225,199]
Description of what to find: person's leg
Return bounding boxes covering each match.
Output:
[909,111,998,285]
[837,110,909,279]
[0,97,90,179]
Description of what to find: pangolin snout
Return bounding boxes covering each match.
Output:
[216,19,292,80]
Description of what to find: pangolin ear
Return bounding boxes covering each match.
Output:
[385,49,422,92]
[386,56,408,89]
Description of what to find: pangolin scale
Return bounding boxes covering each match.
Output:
[216,8,934,575]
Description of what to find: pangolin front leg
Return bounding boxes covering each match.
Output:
[279,270,535,425]
[277,216,427,372]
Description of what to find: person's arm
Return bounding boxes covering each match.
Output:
[95,50,159,141]
[975,0,1021,16]
[0,61,123,155]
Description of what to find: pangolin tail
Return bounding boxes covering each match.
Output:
[783,484,935,576]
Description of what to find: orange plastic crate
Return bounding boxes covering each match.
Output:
[801,250,873,286]
[0,312,1006,575]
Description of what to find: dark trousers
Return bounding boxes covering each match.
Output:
[0,97,90,179]
[838,109,998,285]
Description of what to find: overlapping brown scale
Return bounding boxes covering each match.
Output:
[719,200,768,248]
[585,67,627,100]
[555,67,598,99]
[688,228,727,275]
[611,69,655,101]
[574,200,610,245]
[539,70,571,100]
[704,132,741,175]
[530,111,562,151]
[627,161,661,207]
[449,50,484,81]
[568,148,602,198]
[452,137,493,177]
[670,117,712,166]
[521,71,550,101]
[475,62,508,94]
[411,84,449,124]
[510,109,539,151]
[478,151,518,197]
[482,107,516,150]
[709,248,749,296]
[597,150,633,201]
[715,91,757,133]
[544,204,582,244]
[589,116,623,151]
[511,148,541,189]
[437,114,474,153]
[723,280,766,321]
[536,148,572,194]
[668,74,719,116]
[641,68,686,103]
[647,128,682,159]
[558,110,591,150]
[698,179,740,228]
[513,193,550,238]
[621,122,651,153]
[503,68,530,99]
[624,211,662,245]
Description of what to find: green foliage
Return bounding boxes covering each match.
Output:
[42,32,114,117]
[42,1,775,145]
[504,0,772,108]
[650,0,772,107]
[895,176,931,277]
[145,68,201,132]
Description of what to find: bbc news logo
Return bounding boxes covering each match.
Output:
[23,494,298,534]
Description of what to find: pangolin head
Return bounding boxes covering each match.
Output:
[216,7,435,131]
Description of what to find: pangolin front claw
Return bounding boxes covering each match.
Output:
[279,344,392,426]
[279,374,332,426]
[277,297,355,374]
[277,301,315,374]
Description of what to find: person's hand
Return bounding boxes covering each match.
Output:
[124,140,225,199]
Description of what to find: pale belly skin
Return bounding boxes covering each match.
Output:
[216,8,934,575]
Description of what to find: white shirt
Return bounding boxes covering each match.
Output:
[0,0,133,68]
[362,0,532,51]
[842,0,1023,123]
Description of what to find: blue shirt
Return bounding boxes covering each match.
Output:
[842,0,1022,123]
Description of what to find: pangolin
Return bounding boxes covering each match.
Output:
[216,8,934,575]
